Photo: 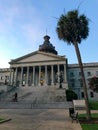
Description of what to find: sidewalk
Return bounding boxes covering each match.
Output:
[0,109,82,130]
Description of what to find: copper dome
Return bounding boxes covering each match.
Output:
[39,35,58,55]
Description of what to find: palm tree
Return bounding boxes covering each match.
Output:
[56,10,91,120]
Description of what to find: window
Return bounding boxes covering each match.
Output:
[90,92,94,98]
[70,72,74,77]
[1,76,3,80]
[87,72,91,76]
[7,76,9,80]
[78,79,83,87]
[70,79,75,87]
[96,71,98,76]
[81,92,84,98]
[71,83,75,87]
[79,72,81,76]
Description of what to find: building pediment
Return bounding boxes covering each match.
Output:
[9,51,66,65]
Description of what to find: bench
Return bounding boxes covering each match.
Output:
[73,100,86,111]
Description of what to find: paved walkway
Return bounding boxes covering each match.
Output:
[0,109,82,130]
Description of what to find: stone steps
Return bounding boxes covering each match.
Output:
[0,85,66,104]
[0,101,73,109]
[0,85,74,109]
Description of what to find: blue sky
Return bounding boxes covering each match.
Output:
[0,0,98,68]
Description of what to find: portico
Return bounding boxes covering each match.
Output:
[10,55,67,87]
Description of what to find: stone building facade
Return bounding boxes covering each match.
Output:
[0,68,10,85]
[68,63,98,100]
[0,35,98,100]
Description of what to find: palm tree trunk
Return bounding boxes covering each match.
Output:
[74,41,91,120]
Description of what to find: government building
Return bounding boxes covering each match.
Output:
[0,35,98,101]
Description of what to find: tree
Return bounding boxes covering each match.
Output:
[89,77,98,92]
[56,10,91,120]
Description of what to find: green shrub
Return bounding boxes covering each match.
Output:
[66,89,78,101]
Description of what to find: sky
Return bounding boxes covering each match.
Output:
[0,0,98,68]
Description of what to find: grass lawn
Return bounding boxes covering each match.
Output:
[81,124,98,130]
[79,113,98,130]
[0,118,5,122]
[0,117,11,123]
[89,101,98,110]
[79,100,98,130]
[79,113,98,118]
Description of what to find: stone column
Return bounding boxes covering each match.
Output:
[45,65,47,86]
[15,67,18,86]
[26,66,29,86]
[51,65,54,85]
[38,66,41,86]
[12,69,15,86]
[32,66,35,86]
[57,65,60,83]
[9,68,12,85]
[63,64,67,82]
[63,64,68,89]
[20,67,23,86]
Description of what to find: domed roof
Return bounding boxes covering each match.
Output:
[39,35,58,55]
